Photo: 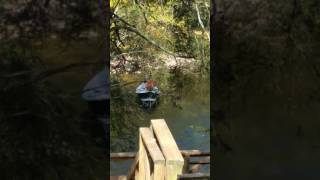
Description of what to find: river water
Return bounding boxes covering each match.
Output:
[110,74,210,176]
[38,38,210,176]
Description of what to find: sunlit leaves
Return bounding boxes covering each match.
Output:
[110,0,210,73]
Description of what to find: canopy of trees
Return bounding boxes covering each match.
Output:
[109,0,210,152]
[213,0,320,178]
[0,1,108,179]
[110,0,210,73]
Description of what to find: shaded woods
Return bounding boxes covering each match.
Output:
[212,0,320,179]
[0,1,108,179]
[2,0,319,179]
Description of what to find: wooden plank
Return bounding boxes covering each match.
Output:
[143,145,151,180]
[140,128,165,180]
[110,176,127,180]
[127,153,139,180]
[189,164,202,174]
[178,173,210,179]
[140,128,165,164]
[151,119,184,180]
[135,168,139,180]
[182,155,190,173]
[180,150,210,157]
[189,159,210,165]
[142,144,151,180]
[139,129,150,180]
[154,162,165,180]
[111,152,136,159]
[110,150,210,160]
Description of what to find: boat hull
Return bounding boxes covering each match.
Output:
[136,92,159,109]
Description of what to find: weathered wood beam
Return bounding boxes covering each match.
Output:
[182,154,190,173]
[189,156,210,165]
[139,127,165,180]
[110,152,136,159]
[178,173,210,179]
[189,159,210,165]
[110,176,127,180]
[189,164,202,174]
[126,153,139,180]
[180,150,210,157]
[151,119,185,180]
[110,150,210,160]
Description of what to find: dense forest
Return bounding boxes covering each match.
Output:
[109,0,210,152]
[213,0,320,179]
[0,0,319,179]
[0,0,108,179]
[110,0,210,73]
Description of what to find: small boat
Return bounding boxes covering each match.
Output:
[136,80,160,109]
[81,68,109,116]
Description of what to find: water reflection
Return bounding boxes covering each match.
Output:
[110,74,210,175]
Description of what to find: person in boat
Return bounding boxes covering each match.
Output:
[136,79,160,109]
[146,80,158,92]
[136,79,159,96]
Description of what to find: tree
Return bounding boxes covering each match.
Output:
[0,1,108,179]
[213,0,320,178]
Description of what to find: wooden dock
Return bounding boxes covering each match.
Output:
[110,119,210,180]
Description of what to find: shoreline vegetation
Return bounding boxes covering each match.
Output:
[0,1,109,179]
[111,53,202,74]
[110,0,210,76]
[109,0,210,154]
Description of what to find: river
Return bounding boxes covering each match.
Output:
[37,38,210,176]
[110,73,210,176]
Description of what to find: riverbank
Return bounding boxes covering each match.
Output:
[110,52,206,75]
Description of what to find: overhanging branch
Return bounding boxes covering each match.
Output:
[111,12,177,57]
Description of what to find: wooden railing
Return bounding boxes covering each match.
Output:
[110,119,210,180]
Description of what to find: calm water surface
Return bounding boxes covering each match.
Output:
[110,76,210,175]
[39,39,210,176]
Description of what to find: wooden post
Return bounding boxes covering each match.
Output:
[113,120,210,179]
[110,150,210,160]
[151,119,184,180]
[139,128,150,180]
[127,153,139,179]
[135,169,139,180]
[182,155,190,173]
[139,127,166,180]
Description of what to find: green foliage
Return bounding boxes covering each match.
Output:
[0,39,108,180]
[110,75,145,151]
[110,0,210,151]
[214,0,320,103]
[213,1,320,176]
[110,0,210,73]
[0,1,108,179]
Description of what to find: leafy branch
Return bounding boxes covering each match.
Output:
[111,11,177,57]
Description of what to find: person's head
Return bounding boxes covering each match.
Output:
[146,80,155,90]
